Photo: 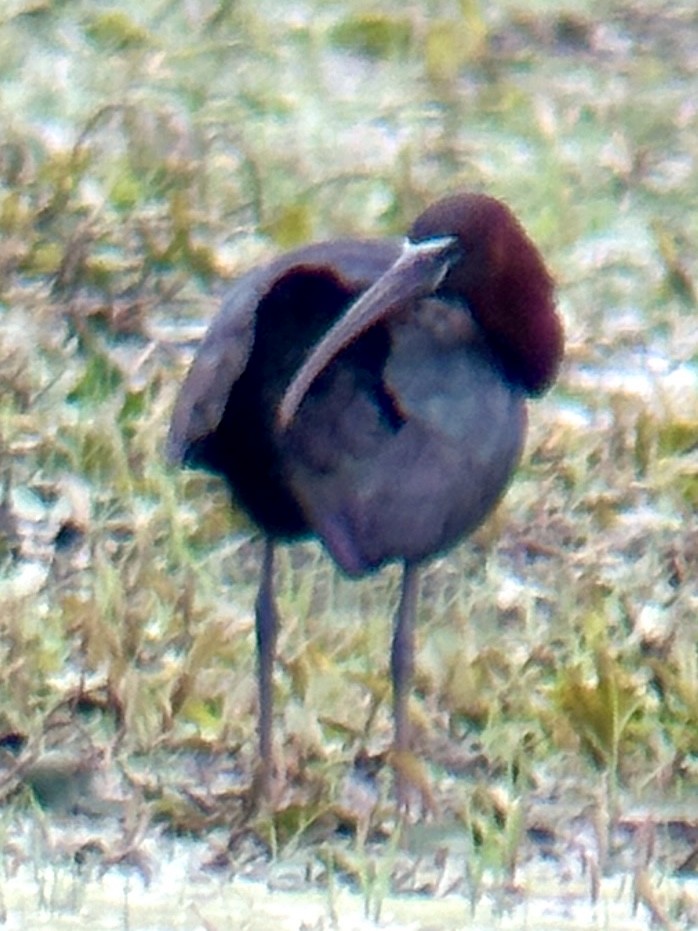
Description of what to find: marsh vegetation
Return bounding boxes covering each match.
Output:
[0,0,696,927]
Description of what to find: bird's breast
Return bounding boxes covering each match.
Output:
[283,298,526,575]
[385,298,519,446]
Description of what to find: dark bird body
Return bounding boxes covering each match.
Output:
[169,193,563,803]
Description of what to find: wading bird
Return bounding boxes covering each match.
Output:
[168,192,563,804]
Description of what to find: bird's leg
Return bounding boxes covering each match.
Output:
[390,562,420,808]
[254,537,279,799]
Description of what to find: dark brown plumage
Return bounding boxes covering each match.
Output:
[168,192,563,804]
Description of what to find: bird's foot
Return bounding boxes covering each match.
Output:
[389,747,436,820]
[243,755,285,819]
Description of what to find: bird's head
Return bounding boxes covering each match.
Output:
[278,193,563,429]
[408,193,562,395]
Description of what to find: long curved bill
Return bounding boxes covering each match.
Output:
[277,235,459,430]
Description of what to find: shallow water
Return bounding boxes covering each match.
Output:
[3,852,689,931]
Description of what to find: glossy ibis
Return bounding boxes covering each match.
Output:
[168,192,563,803]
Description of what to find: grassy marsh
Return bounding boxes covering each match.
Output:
[0,0,697,927]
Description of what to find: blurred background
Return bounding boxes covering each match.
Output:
[0,0,696,926]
